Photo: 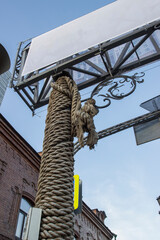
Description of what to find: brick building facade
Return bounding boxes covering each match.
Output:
[0,114,115,240]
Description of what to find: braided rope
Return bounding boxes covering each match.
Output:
[35,76,98,239]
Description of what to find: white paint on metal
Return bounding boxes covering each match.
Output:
[22,0,160,76]
[23,208,42,240]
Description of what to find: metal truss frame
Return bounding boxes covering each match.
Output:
[11,20,160,113]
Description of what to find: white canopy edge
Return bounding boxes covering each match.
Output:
[22,0,160,76]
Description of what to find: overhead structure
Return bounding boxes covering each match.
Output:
[11,0,160,113]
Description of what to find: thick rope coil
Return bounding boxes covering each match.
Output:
[52,75,99,149]
[35,75,98,239]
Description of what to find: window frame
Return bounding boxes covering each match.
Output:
[15,197,33,240]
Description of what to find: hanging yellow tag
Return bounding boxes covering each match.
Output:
[73,175,79,210]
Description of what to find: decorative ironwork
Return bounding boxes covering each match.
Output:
[91,73,145,109]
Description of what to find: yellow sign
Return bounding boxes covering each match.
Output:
[73,175,79,210]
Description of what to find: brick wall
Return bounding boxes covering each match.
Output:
[0,135,39,239]
[0,114,40,240]
[0,114,115,240]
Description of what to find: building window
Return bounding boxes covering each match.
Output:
[15,197,33,240]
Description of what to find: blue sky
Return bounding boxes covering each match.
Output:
[1,1,160,239]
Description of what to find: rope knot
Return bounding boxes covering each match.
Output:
[51,76,99,150]
[74,98,99,149]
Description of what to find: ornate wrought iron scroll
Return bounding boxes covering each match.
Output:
[91,73,145,109]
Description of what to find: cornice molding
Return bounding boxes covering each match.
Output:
[82,202,114,239]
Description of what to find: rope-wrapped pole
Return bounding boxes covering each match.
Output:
[35,76,74,239]
[35,75,98,239]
